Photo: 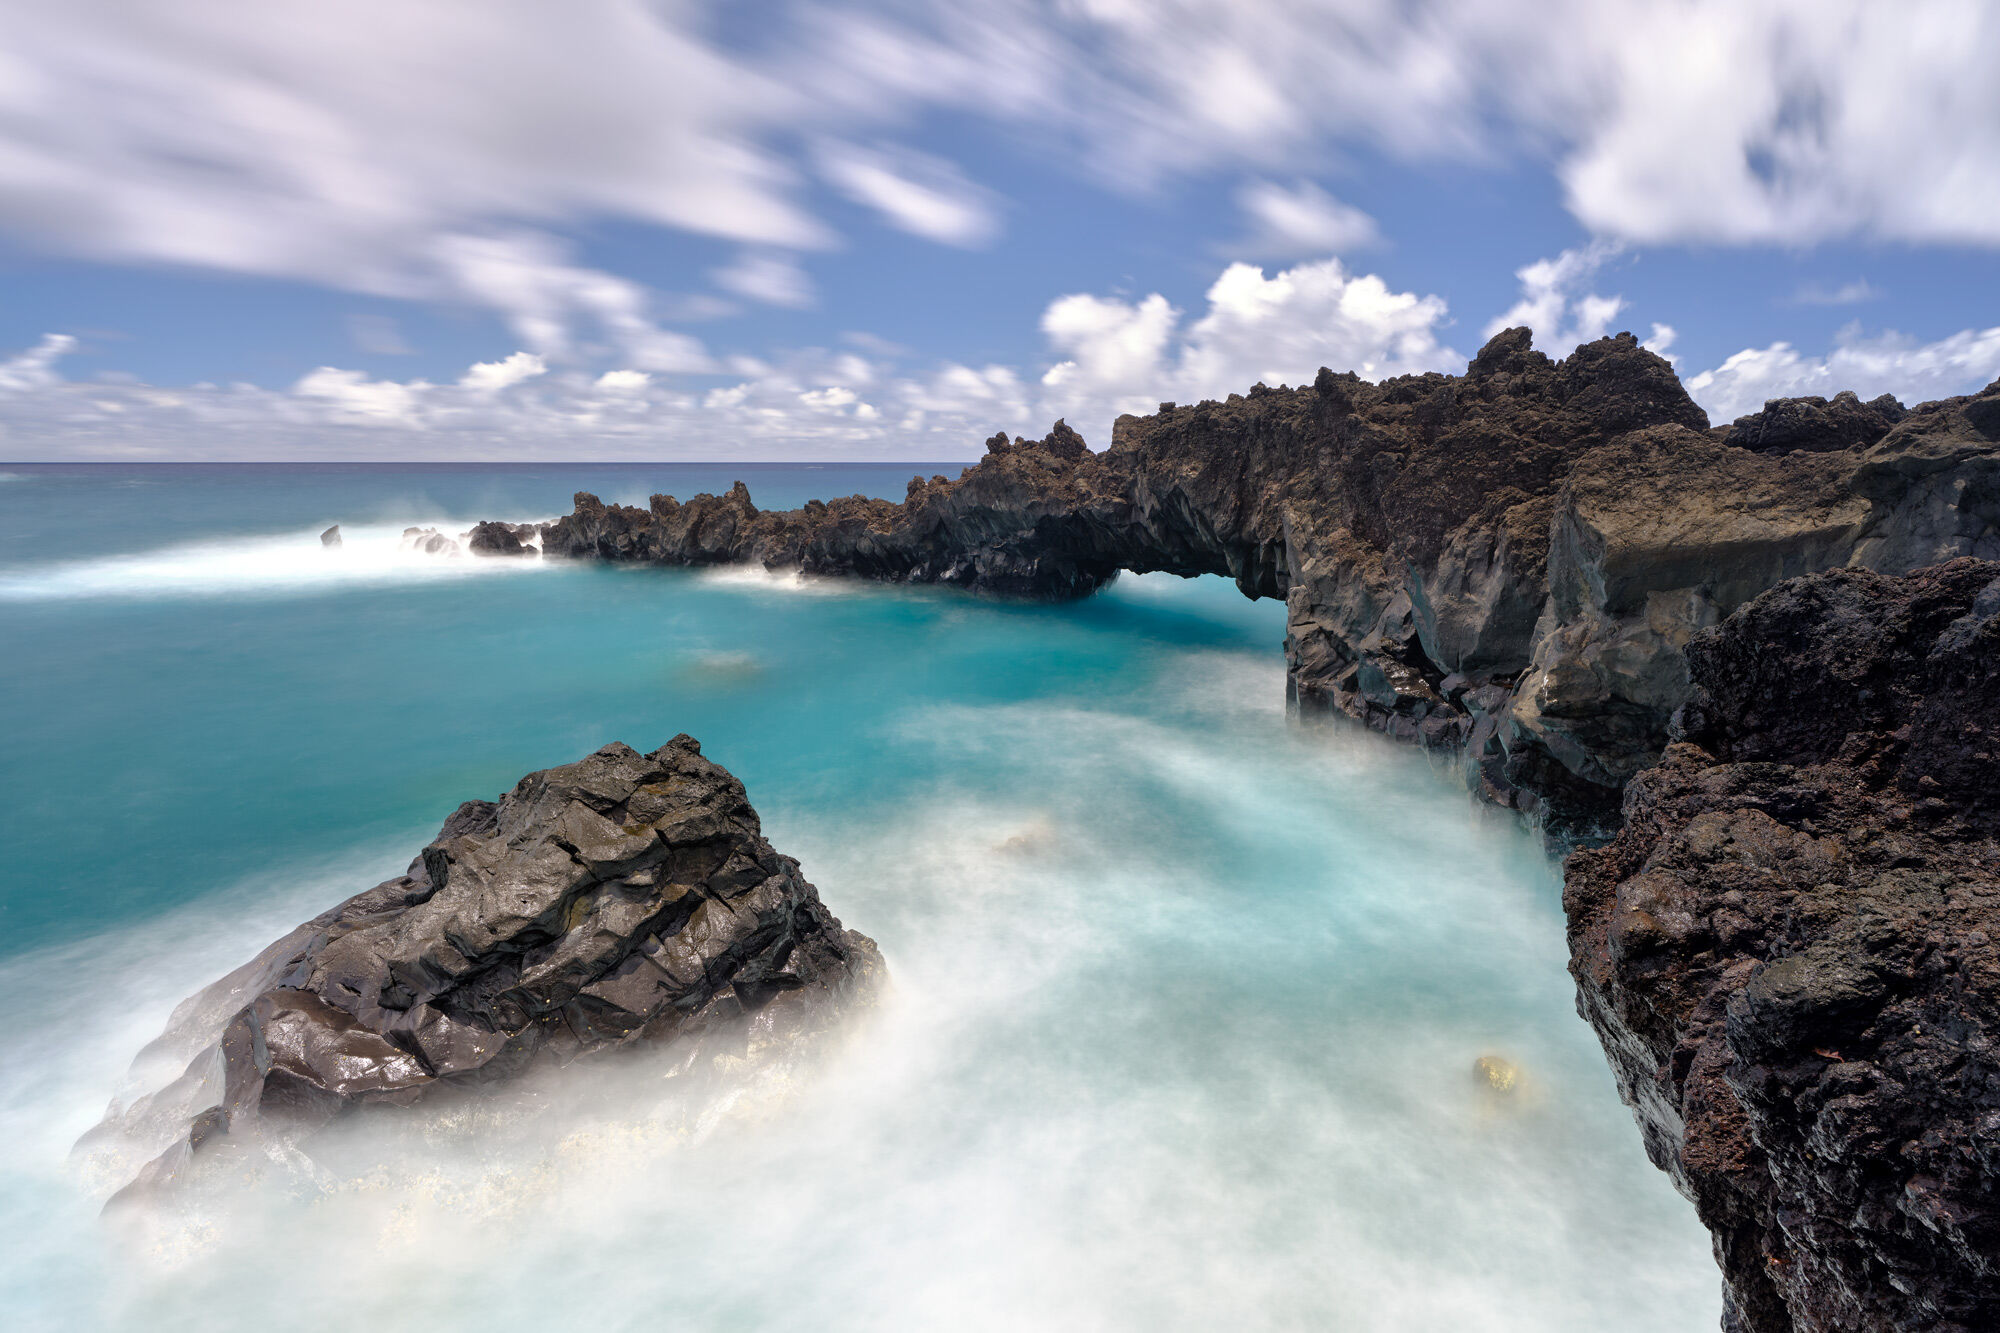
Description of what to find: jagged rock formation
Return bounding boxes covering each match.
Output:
[468,519,539,555]
[1566,560,2000,1333]
[527,329,2000,837]
[95,737,881,1200]
[1720,390,1907,454]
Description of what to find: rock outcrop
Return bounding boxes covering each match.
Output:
[95,737,882,1200]
[1566,560,2000,1332]
[525,330,2000,839]
[468,519,538,555]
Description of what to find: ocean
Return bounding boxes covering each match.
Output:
[0,463,1718,1330]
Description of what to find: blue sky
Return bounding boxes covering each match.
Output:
[4,0,2000,460]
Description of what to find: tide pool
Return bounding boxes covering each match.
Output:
[0,464,1718,1331]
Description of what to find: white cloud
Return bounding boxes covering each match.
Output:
[431,232,715,372]
[1040,293,1182,419]
[1042,259,1457,433]
[1483,241,1627,349]
[782,1,2000,249]
[1686,323,2000,422]
[7,245,2000,462]
[1228,180,1381,258]
[0,334,77,392]
[816,141,1000,247]
[1552,3,2000,247]
[459,351,547,393]
[0,2,844,356]
[1,0,1997,402]
[711,251,816,308]
[1794,279,1882,306]
[292,367,428,425]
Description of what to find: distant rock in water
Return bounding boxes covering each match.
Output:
[468,519,540,556]
[319,524,341,548]
[400,525,458,556]
[1566,559,2000,1333]
[93,737,882,1202]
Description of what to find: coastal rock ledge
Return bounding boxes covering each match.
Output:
[520,328,2000,840]
[1567,559,2000,1332]
[93,736,883,1200]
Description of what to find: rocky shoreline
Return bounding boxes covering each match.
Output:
[454,330,2000,1329]
[1567,560,2000,1332]
[91,736,881,1201]
[522,328,2000,844]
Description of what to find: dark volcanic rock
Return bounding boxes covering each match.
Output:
[1566,560,2000,1332]
[467,519,537,556]
[101,737,881,1199]
[1723,391,1907,454]
[521,331,2000,839]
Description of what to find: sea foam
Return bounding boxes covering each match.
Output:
[0,522,553,602]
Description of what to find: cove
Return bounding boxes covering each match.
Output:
[0,462,1716,1331]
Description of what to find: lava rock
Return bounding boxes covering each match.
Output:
[1566,560,2000,1333]
[1723,390,1906,454]
[467,519,536,556]
[101,737,882,1200]
[515,330,2000,839]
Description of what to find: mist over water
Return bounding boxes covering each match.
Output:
[0,466,1719,1331]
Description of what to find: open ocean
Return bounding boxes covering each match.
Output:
[0,463,1717,1331]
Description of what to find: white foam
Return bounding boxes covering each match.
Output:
[693,563,858,596]
[0,522,555,602]
[0,593,1720,1332]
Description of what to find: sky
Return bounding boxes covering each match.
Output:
[5,0,2000,461]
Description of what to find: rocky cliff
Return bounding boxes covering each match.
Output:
[92,736,881,1200]
[1566,560,2000,1332]
[528,329,2000,839]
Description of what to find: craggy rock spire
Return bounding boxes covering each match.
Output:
[91,737,882,1200]
[1567,560,2000,1333]
[529,330,2000,838]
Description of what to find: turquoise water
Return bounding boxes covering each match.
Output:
[0,464,1718,1331]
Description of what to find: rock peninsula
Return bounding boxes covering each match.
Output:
[529,328,2000,841]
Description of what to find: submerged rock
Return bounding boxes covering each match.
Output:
[97,737,882,1200]
[400,525,458,556]
[319,524,341,548]
[1566,560,2000,1332]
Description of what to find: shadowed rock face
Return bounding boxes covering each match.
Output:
[99,736,881,1199]
[1566,560,2000,1333]
[528,329,2000,839]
